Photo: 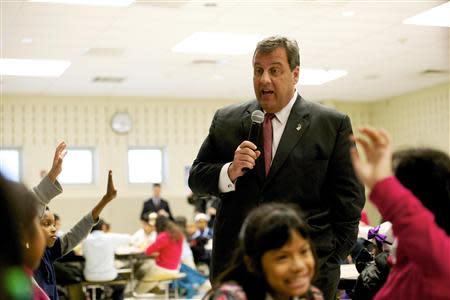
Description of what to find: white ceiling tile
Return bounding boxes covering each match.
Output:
[1,0,448,101]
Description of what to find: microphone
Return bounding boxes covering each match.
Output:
[243,110,264,173]
[247,110,264,144]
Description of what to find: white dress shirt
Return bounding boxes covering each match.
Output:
[219,91,298,193]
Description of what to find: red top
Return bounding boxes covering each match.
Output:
[371,177,450,300]
[145,231,183,270]
[24,267,50,300]
[360,210,369,226]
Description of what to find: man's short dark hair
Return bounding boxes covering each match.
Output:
[153,183,161,188]
[253,35,300,71]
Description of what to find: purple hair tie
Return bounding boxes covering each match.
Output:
[368,225,388,248]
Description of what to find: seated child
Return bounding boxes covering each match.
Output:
[190,213,213,265]
[350,127,450,300]
[33,143,118,300]
[135,216,183,294]
[131,213,157,250]
[82,219,131,300]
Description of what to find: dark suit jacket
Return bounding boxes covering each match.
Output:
[188,95,365,282]
[140,198,174,221]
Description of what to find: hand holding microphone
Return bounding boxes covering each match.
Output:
[227,110,264,182]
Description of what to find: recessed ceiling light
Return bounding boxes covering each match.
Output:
[0,58,71,77]
[298,69,348,85]
[341,11,355,17]
[403,1,450,27]
[172,32,265,55]
[29,0,134,7]
[21,37,33,44]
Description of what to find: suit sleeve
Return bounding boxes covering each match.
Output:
[189,111,227,196]
[328,115,365,260]
[164,200,174,221]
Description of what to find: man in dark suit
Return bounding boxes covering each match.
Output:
[140,183,174,220]
[188,36,365,300]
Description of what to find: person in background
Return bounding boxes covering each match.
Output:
[131,214,157,251]
[173,216,196,269]
[82,219,131,300]
[192,213,213,240]
[188,35,365,300]
[206,203,323,300]
[174,216,210,298]
[140,183,174,220]
[135,216,183,294]
[190,213,213,266]
[101,221,111,233]
[0,175,45,300]
[350,126,450,300]
[34,170,118,300]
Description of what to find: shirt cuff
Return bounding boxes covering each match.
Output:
[218,162,235,193]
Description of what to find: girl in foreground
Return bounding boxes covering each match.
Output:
[206,203,323,300]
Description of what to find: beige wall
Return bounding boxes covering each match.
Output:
[1,95,237,233]
[1,81,449,231]
[329,82,450,224]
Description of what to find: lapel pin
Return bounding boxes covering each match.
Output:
[296,123,302,131]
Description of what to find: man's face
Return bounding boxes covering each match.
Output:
[153,186,161,198]
[253,47,299,113]
[40,210,57,247]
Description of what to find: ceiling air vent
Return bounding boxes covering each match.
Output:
[191,59,221,65]
[92,76,125,83]
[134,0,187,8]
[420,69,448,76]
[85,48,125,57]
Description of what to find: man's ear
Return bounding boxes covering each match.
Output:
[244,255,258,275]
[292,66,299,85]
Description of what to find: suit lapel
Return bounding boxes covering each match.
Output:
[264,95,311,186]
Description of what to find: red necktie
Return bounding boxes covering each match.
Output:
[263,113,275,176]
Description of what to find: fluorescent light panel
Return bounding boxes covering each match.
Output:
[29,0,134,7]
[172,32,266,55]
[0,58,71,77]
[299,69,348,85]
[403,2,450,27]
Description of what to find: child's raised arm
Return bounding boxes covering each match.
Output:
[92,170,117,220]
[59,170,117,255]
[33,141,66,216]
[47,141,67,184]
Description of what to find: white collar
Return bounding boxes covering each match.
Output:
[267,90,297,125]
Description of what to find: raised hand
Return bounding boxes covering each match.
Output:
[228,141,261,182]
[104,170,117,201]
[92,170,117,220]
[350,127,394,189]
[47,141,67,183]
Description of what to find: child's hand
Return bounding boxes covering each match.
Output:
[48,142,67,183]
[350,127,394,189]
[92,170,118,221]
[104,170,117,201]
